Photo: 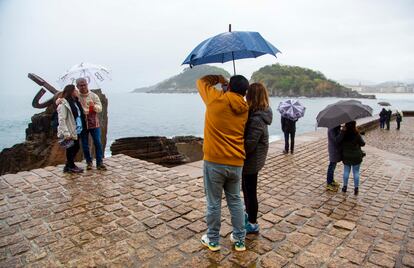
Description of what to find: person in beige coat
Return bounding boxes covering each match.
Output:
[76,78,106,170]
[57,85,86,173]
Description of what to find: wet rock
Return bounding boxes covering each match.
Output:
[110,135,203,167]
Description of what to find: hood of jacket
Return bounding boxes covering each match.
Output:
[226,92,249,115]
[250,107,273,125]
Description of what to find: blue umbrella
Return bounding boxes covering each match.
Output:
[182,25,281,75]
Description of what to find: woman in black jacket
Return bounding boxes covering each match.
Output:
[242,83,273,234]
[341,121,365,195]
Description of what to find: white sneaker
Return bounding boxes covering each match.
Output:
[200,234,220,251]
[230,233,246,251]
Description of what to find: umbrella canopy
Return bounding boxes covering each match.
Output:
[378,101,391,106]
[182,25,280,74]
[316,100,373,129]
[58,62,111,89]
[278,99,306,120]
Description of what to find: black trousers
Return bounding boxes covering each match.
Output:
[397,121,401,130]
[386,120,390,130]
[284,131,295,152]
[242,172,258,223]
[66,138,80,168]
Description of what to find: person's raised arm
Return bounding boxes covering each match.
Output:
[358,134,366,147]
[196,75,227,104]
[92,93,102,113]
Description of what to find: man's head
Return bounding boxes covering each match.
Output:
[76,78,89,94]
[228,75,249,97]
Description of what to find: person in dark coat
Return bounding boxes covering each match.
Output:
[341,121,365,195]
[326,125,344,191]
[379,108,387,129]
[281,116,297,154]
[396,112,402,130]
[242,83,273,234]
[385,109,392,130]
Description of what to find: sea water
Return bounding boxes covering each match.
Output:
[1,92,413,156]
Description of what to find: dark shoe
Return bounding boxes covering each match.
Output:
[97,164,107,171]
[342,186,347,193]
[290,150,294,154]
[86,162,93,170]
[70,166,84,173]
[283,150,288,154]
[246,222,260,234]
[63,166,71,173]
[354,187,359,195]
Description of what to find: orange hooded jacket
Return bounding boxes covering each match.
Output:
[197,75,249,166]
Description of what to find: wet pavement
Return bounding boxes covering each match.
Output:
[364,117,414,159]
[0,118,414,267]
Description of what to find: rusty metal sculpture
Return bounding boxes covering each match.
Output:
[28,73,60,109]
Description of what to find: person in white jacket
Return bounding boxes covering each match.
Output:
[57,85,86,173]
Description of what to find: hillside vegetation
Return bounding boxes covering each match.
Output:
[251,64,366,97]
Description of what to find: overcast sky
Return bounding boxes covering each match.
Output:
[1,0,413,95]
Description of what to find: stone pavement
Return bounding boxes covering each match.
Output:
[364,117,414,159]
[0,122,414,267]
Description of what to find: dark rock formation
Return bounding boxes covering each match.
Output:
[110,136,203,167]
[0,89,108,175]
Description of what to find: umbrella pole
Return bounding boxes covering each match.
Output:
[229,24,236,75]
[232,53,236,75]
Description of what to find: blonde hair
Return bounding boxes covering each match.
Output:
[246,83,269,112]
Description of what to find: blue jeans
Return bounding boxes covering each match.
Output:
[326,162,337,185]
[203,161,245,244]
[80,127,103,166]
[343,164,360,188]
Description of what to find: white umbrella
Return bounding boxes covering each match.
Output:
[278,99,306,120]
[58,62,111,89]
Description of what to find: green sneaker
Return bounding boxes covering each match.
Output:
[201,234,220,252]
[332,180,340,187]
[230,233,246,251]
[326,184,338,192]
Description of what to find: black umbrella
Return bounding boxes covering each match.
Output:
[378,101,391,106]
[316,100,373,129]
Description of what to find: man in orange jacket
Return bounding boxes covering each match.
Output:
[197,74,249,252]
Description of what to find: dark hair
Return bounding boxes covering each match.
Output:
[61,84,76,100]
[344,121,358,140]
[229,75,249,96]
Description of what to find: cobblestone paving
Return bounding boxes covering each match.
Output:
[364,117,414,159]
[0,126,414,267]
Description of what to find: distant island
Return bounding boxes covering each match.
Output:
[133,65,230,93]
[345,81,414,94]
[133,64,375,98]
[251,64,373,98]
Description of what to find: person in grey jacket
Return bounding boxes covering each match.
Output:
[326,125,344,191]
[57,85,86,173]
[242,83,273,234]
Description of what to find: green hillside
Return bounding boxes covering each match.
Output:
[133,65,230,93]
[251,64,369,98]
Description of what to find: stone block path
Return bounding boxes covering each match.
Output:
[0,119,414,267]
